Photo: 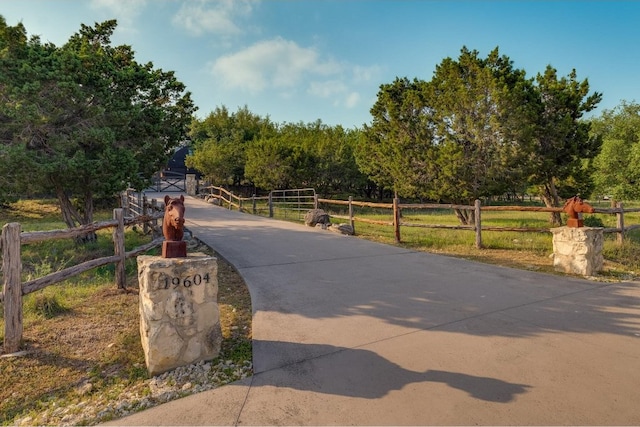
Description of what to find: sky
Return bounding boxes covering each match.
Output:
[2,0,639,129]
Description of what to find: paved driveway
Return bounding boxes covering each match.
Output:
[110,195,640,425]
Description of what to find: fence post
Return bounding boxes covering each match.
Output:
[2,222,23,354]
[121,191,129,217]
[269,192,274,218]
[252,194,257,214]
[113,209,126,289]
[348,196,355,235]
[616,202,625,244]
[151,198,160,239]
[142,194,149,234]
[229,192,233,210]
[393,197,401,243]
[239,195,243,212]
[314,194,318,210]
[474,199,482,249]
[284,190,288,219]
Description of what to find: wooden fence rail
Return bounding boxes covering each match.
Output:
[317,198,640,247]
[200,186,317,219]
[200,185,270,214]
[195,189,639,247]
[2,205,164,354]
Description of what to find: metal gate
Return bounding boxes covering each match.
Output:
[269,188,317,220]
[150,170,186,192]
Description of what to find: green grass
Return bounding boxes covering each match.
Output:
[266,199,640,277]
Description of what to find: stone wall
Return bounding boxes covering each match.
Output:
[137,254,222,376]
[551,227,604,276]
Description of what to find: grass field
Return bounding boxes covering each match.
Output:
[0,199,252,425]
[316,199,640,279]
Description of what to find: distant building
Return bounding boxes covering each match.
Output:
[164,146,202,179]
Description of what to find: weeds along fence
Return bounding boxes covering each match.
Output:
[317,197,640,247]
[1,202,164,354]
[200,186,317,220]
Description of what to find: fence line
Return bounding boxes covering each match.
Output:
[317,198,640,247]
[194,188,639,246]
[200,186,317,219]
[200,185,269,214]
[2,203,164,354]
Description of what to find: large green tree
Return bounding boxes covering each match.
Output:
[425,47,534,222]
[358,48,533,223]
[528,66,602,224]
[0,18,196,227]
[187,106,272,187]
[355,77,436,199]
[590,101,640,201]
[245,120,366,195]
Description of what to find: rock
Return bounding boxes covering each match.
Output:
[328,224,354,235]
[304,209,330,227]
[76,381,93,396]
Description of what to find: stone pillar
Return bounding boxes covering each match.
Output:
[137,254,222,376]
[186,174,197,196]
[551,227,604,276]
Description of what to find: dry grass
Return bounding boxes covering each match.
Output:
[0,199,252,424]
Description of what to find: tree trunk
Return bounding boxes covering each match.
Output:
[80,190,97,242]
[83,191,94,224]
[55,186,82,229]
[454,208,475,225]
[54,186,97,242]
[540,179,562,225]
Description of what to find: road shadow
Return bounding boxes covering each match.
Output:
[251,340,531,402]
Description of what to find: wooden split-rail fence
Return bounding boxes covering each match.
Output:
[1,201,165,355]
[198,186,639,247]
[317,197,640,247]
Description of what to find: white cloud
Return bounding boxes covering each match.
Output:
[352,64,382,83]
[172,0,258,37]
[212,37,341,92]
[344,92,360,108]
[90,0,148,28]
[308,80,348,98]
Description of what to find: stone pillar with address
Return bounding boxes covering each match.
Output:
[551,227,604,276]
[137,253,222,376]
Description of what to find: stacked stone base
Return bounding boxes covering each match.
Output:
[551,227,603,276]
[137,254,222,376]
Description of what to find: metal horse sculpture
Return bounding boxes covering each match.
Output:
[162,195,187,257]
[563,195,595,228]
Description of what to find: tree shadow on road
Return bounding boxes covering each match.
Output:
[252,340,531,402]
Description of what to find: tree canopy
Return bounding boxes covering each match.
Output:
[357,46,602,224]
[528,66,602,223]
[245,120,366,195]
[0,17,196,227]
[358,48,535,223]
[590,101,640,201]
[187,106,272,187]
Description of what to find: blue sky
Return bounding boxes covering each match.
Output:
[2,0,638,128]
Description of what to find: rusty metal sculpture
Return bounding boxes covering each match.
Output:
[162,195,187,258]
[563,195,595,228]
